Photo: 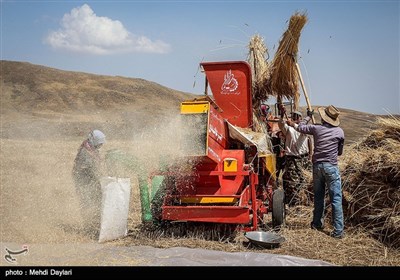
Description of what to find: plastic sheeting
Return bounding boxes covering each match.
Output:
[128,246,334,266]
[99,177,131,243]
[227,122,272,156]
[0,242,333,266]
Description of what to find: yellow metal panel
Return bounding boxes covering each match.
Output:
[223,158,238,172]
[264,154,276,180]
[180,197,237,204]
[180,101,209,114]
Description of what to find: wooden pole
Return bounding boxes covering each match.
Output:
[295,62,315,124]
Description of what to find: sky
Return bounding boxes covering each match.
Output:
[1,0,399,115]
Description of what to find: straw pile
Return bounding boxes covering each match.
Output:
[341,115,400,248]
[265,12,307,110]
[121,205,400,266]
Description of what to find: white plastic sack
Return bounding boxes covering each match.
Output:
[98,177,131,243]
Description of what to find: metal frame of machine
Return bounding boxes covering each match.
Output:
[148,61,284,231]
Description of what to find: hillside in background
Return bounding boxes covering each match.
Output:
[0,60,379,142]
[1,60,192,112]
[0,60,194,140]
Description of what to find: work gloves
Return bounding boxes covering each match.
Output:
[307,108,314,117]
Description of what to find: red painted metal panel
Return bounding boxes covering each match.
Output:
[206,105,227,163]
[162,206,251,224]
[162,179,257,226]
[238,185,251,206]
[249,172,258,230]
[201,61,253,128]
[190,161,220,194]
[155,61,273,230]
[218,150,245,195]
[208,105,228,147]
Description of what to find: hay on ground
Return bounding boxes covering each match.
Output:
[341,115,400,248]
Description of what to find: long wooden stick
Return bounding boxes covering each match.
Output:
[295,62,315,124]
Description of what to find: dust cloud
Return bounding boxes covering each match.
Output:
[1,138,88,244]
[124,114,207,171]
[0,111,207,246]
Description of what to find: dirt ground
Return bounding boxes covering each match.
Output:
[1,110,399,267]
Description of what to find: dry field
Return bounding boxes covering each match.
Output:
[1,61,399,266]
[1,130,399,266]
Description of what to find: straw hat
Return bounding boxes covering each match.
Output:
[318,105,340,126]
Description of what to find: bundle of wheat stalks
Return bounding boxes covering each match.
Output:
[247,35,270,134]
[266,12,307,110]
[247,34,270,108]
[247,12,307,132]
[341,115,400,248]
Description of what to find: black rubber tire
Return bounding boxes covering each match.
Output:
[272,189,285,228]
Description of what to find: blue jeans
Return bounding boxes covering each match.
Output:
[312,162,344,236]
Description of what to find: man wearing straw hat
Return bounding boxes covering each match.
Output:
[289,105,345,239]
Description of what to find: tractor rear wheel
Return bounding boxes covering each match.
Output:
[272,189,285,228]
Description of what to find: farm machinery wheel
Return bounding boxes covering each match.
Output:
[272,188,285,228]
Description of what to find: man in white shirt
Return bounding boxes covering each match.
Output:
[278,111,312,206]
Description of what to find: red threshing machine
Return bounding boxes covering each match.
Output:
[149,61,285,231]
